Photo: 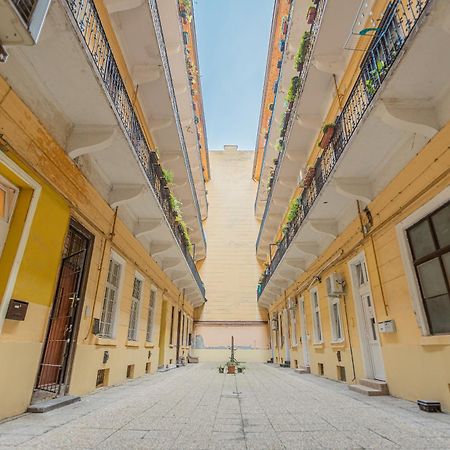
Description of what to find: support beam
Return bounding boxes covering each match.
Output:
[109,184,145,208]
[133,219,163,238]
[308,219,338,239]
[284,258,307,272]
[294,242,320,257]
[161,257,182,271]
[375,99,439,141]
[297,114,322,131]
[312,54,345,74]
[104,0,144,13]
[150,242,173,256]
[150,119,172,134]
[132,64,162,85]
[67,126,116,159]
[334,177,373,205]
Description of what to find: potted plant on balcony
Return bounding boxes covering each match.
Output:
[226,360,236,374]
[307,5,317,24]
[286,76,300,108]
[319,123,335,149]
[294,31,311,72]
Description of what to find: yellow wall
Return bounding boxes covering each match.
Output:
[194,147,270,361]
[0,74,195,418]
[269,122,450,409]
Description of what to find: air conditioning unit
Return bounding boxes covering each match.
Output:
[326,273,344,297]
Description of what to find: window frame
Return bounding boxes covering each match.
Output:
[397,187,450,336]
[329,296,344,343]
[127,272,144,342]
[310,288,323,344]
[146,286,157,343]
[99,250,125,339]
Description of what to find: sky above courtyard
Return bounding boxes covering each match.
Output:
[194,0,274,151]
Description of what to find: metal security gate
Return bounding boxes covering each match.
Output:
[35,224,90,394]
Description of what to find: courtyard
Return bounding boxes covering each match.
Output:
[0,363,449,449]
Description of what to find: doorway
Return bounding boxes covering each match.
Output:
[349,253,386,381]
[298,297,310,368]
[283,309,290,363]
[158,300,168,368]
[35,221,91,396]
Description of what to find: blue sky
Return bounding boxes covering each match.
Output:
[194,0,274,150]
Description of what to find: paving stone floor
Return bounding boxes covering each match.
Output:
[1,363,450,449]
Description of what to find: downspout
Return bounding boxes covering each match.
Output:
[0,151,42,333]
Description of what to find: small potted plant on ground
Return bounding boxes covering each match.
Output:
[218,365,224,374]
[306,5,317,24]
[319,123,335,149]
[226,361,236,374]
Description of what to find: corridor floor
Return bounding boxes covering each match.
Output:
[1,363,450,449]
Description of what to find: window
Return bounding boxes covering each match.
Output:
[169,306,175,345]
[99,255,123,338]
[181,314,185,347]
[146,288,157,342]
[0,178,18,257]
[329,297,343,342]
[127,275,143,341]
[311,289,323,343]
[407,201,450,334]
[289,308,298,347]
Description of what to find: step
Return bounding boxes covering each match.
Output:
[349,384,387,396]
[295,366,311,374]
[27,395,80,413]
[360,378,389,395]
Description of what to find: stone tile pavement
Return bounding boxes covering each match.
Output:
[0,363,450,449]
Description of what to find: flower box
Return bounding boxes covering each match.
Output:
[319,125,335,149]
[307,6,317,24]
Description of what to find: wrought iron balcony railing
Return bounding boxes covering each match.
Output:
[64,0,205,298]
[256,0,324,251]
[258,0,430,299]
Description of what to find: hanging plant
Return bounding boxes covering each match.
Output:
[294,31,311,72]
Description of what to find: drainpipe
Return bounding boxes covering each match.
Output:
[0,151,42,333]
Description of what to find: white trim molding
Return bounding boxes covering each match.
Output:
[396,186,450,336]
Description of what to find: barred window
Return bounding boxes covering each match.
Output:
[329,297,343,342]
[100,257,122,338]
[127,276,143,341]
[407,201,450,334]
[146,289,157,342]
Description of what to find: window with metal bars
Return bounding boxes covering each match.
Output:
[407,201,450,335]
[329,297,343,342]
[127,276,143,341]
[99,257,122,338]
[146,289,157,342]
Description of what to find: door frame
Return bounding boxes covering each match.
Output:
[348,251,385,381]
[36,218,93,396]
[298,297,310,368]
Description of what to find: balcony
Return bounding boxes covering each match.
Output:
[0,0,206,304]
[255,0,378,261]
[258,0,449,305]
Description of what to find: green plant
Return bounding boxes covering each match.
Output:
[286,199,300,224]
[294,31,311,71]
[365,60,386,95]
[177,218,192,252]
[286,76,300,103]
[163,168,174,184]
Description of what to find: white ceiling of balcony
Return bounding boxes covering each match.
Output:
[258,0,450,307]
[104,0,207,260]
[256,0,374,261]
[0,0,204,306]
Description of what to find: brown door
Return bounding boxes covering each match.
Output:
[35,223,90,394]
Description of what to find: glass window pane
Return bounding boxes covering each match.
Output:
[408,220,436,260]
[432,204,450,249]
[442,252,450,285]
[424,294,450,334]
[417,258,447,298]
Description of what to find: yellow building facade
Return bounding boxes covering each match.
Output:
[256,0,450,412]
[0,0,206,420]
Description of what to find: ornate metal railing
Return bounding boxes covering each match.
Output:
[256,0,325,251]
[258,0,430,299]
[64,0,205,297]
[11,0,37,23]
